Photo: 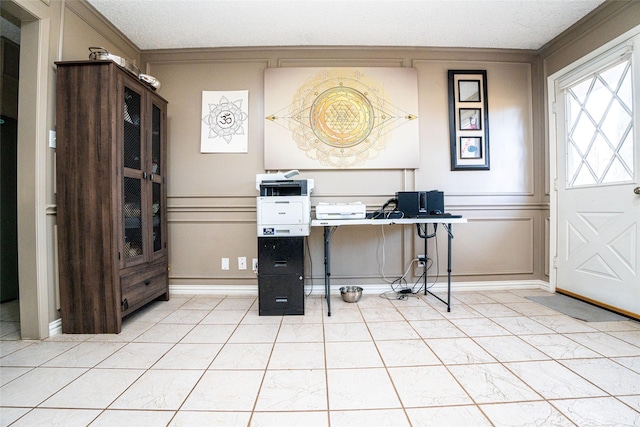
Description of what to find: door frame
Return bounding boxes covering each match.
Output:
[548,24,640,295]
[3,0,53,339]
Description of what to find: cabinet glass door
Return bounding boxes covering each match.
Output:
[123,87,142,170]
[124,177,143,260]
[149,101,166,259]
[122,84,145,265]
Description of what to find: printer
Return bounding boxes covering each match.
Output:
[315,202,366,220]
[256,171,314,237]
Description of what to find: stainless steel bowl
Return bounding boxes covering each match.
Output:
[340,286,363,303]
[88,47,140,77]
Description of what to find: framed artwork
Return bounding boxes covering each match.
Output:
[264,67,419,169]
[201,90,249,153]
[448,70,489,170]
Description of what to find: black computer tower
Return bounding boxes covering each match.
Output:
[257,237,304,315]
[397,190,445,217]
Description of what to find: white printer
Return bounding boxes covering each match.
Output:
[315,202,367,220]
[256,171,314,237]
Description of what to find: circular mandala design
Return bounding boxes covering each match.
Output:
[214,110,235,129]
[309,86,374,148]
[202,96,248,143]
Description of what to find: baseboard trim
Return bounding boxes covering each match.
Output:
[49,318,62,337]
[169,279,550,296]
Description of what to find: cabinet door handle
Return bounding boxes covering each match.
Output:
[143,172,148,179]
[150,174,155,181]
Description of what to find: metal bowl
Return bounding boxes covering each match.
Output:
[340,286,363,303]
[88,47,140,77]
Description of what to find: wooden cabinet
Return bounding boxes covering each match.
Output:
[55,60,169,333]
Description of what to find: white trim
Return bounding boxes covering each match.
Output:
[169,280,549,296]
[49,318,62,337]
[557,43,632,90]
[170,284,259,295]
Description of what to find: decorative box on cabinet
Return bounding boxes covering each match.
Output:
[55,60,169,333]
[258,237,305,315]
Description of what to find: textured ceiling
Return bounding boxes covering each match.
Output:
[86,0,606,51]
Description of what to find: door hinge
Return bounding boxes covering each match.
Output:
[553,179,558,191]
[553,257,558,268]
[551,102,557,114]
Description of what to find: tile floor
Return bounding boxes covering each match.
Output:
[1,289,640,426]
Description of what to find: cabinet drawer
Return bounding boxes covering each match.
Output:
[258,237,304,275]
[121,265,168,314]
[258,274,304,316]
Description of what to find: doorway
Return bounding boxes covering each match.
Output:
[1,9,21,337]
[551,30,640,319]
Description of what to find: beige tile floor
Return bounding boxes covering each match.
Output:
[1,289,640,426]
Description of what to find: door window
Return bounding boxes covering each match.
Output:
[565,56,634,187]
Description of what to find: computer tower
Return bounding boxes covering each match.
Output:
[396,191,421,218]
[257,237,304,315]
[425,191,445,215]
[396,190,445,217]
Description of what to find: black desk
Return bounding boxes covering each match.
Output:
[311,217,467,316]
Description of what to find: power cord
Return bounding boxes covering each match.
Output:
[304,236,313,297]
[385,222,442,300]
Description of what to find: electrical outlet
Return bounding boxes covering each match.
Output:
[418,255,426,267]
[221,258,229,270]
[252,258,258,272]
[238,256,247,270]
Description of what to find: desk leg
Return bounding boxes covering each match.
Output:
[423,223,453,313]
[323,226,332,317]
[423,224,428,296]
[447,224,452,312]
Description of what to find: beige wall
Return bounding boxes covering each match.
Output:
[141,47,546,291]
[9,0,639,337]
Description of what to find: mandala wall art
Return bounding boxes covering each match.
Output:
[264,68,419,169]
[201,90,249,153]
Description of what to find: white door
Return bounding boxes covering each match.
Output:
[555,38,640,318]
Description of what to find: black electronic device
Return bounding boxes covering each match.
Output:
[259,179,309,196]
[396,190,445,217]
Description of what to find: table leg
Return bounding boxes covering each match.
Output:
[447,224,452,312]
[422,222,453,312]
[323,226,332,316]
[423,224,428,296]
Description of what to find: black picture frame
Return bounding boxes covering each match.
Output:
[458,80,481,102]
[448,70,489,170]
[459,108,482,130]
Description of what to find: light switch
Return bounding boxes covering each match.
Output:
[49,130,56,148]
